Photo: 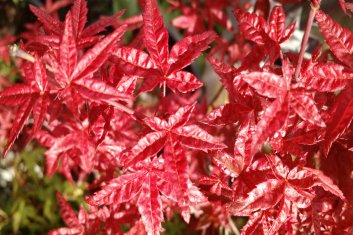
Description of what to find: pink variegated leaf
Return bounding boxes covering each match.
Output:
[235,114,255,168]
[60,13,77,79]
[322,85,353,155]
[241,72,285,98]
[234,9,269,45]
[46,153,60,179]
[112,47,158,77]
[211,151,242,177]
[237,44,268,72]
[122,131,167,167]
[73,78,130,103]
[22,61,35,84]
[47,53,69,88]
[138,76,161,93]
[265,155,289,178]
[143,0,169,73]
[166,103,195,129]
[31,95,50,135]
[172,14,196,32]
[202,103,251,126]
[174,125,226,151]
[269,6,285,42]
[166,71,203,93]
[199,175,232,196]
[3,97,37,157]
[137,172,164,235]
[187,180,208,204]
[207,55,236,85]
[77,134,95,173]
[283,129,322,146]
[252,94,289,154]
[268,198,291,234]
[240,212,263,234]
[168,31,217,74]
[300,62,349,92]
[71,25,127,81]
[81,10,126,38]
[290,92,326,127]
[30,35,60,49]
[29,4,64,35]
[163,139,190,222]
[292,167,345,200]
[0,85,38,106]
[143,116,168,132]
[56,192,80,228]
[70,0,88,37]
[284,186,314,209]
[315,10,353,68]
[230,179,285,214]
[280,22,296,43]
[117,76,138,95]
[33,55,48,92]
[76,35,102,49]
[144,103,195,131]
[45,133,80,177]
[35,130,55,148]
[86,171,146,206]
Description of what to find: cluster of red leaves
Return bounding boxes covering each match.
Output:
[1,0,353,234]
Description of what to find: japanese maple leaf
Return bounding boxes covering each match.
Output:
[120,103,225,167]
[49,192,105,235]
[112,103,224,224]
[49,192,85,235]
[315,10,353,155]
[234,7,296,69]
[238,59,349,158]
[199,171,232,197]
[201,108,255,176]
[29,0,126,50]
[87,156,208,235]
[0,57,50,157]
[86,158,165,235]
[202,102,252,126]
[193,201,234,233]
[35,124,88,183]
[112,0,217,94]
[44,126,96,178]
[48,12,130,112]
[229,155,345,234]
[0,106,12,143]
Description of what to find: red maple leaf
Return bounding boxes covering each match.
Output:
[112,0,217,95]
[0,56,49,157]
[229,155,345,234]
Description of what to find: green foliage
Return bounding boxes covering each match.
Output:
[0,147,86,234]
[162,213,188,235]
